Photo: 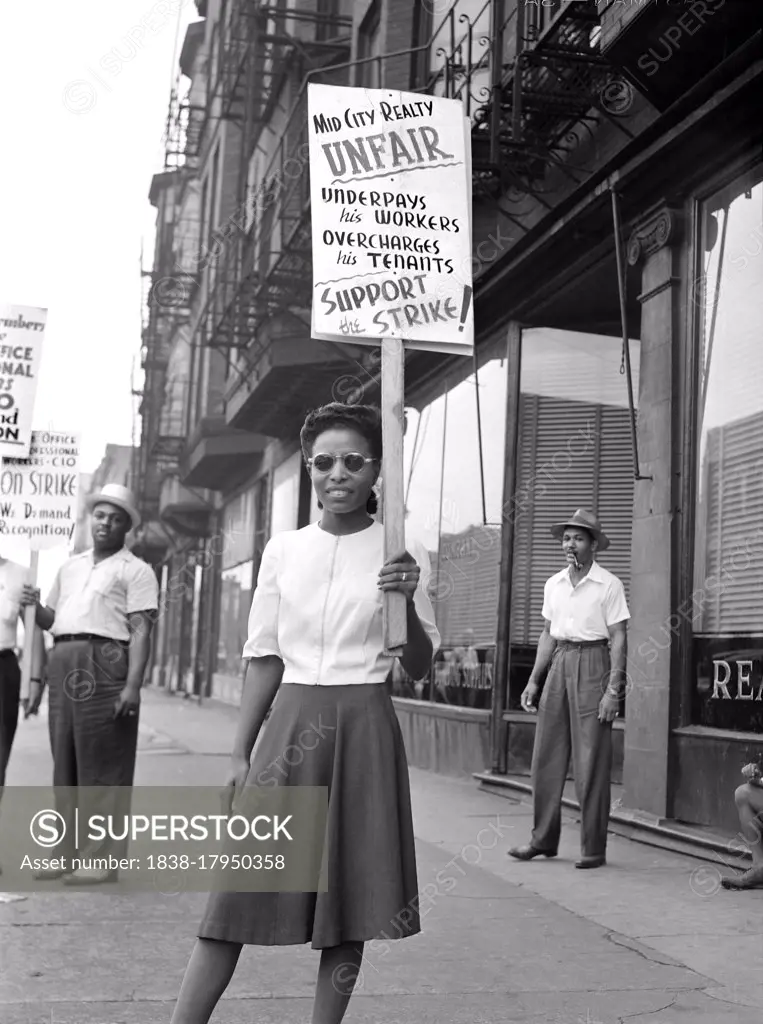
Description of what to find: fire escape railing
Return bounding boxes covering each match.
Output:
[185,0,353,168]
[194,0,639,386]
[137,166,199,521]
[196,0,353,368]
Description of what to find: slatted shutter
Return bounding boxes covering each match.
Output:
[596,405,636,602]
[698,410,763,633]
[509,395,539,643]
[433,525,502,648]
[509,394,635,644]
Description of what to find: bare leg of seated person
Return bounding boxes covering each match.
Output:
[721,783,763,890]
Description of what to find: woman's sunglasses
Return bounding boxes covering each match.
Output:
[308,452,377,474]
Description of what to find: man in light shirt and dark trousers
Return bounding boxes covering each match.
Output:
[509,509,629,870]
[22,484,159,885]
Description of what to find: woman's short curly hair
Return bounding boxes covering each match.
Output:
[300,403,383,462]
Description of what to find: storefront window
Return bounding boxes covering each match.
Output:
[692,172,763,731]
[397,355,508,706]
[216,561,254,677]
[271,451,301,535]
[213,488,256,699]
[220,488,256,568]
[508,328,640,710]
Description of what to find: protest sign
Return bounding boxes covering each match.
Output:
[308,84,473,355]
[0,431,80,550]
[1,430,79,704]
[307,84,474,652]
[0,305,47,459]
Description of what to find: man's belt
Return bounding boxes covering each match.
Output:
[53,633,126,645]
[555,638,609,649]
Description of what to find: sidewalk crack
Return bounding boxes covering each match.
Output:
[617,993,678,1022]
[604,932,688,970]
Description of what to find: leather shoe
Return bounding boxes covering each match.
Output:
[720,865,763,890]
[575,856,606,869]
[62,868,118,886]
[508,844,557,861]
[33,866,72,881]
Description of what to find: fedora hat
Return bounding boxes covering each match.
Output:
[550,508,610,551]
[86,483,140,531]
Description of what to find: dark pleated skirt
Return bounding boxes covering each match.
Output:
[198,682,420,949]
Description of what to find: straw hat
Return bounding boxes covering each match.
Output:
[86,483,140,531]
[550,508,610,551]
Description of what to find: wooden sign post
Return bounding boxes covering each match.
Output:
[20,550,39,707]
[381,337,407,653]
[307,85,474,656]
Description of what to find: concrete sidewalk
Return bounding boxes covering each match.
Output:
[1,686,760,1023]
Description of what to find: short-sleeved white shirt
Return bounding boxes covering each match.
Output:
[243,521,441,684]
[47,548,159,642]
[0,558,30,650]
[541,561,630,641]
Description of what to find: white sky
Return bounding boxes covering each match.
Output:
[0,1,196,588]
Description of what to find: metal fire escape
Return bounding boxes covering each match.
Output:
[474,1,637,216]
[133,78,201,535]
[191,0,639,401]
[395,0,638,223]
[197,1,353,372]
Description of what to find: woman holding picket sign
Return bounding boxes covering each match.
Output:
[171,402,440,1024]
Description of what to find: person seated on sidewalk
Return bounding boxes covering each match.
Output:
[721,761,763,890]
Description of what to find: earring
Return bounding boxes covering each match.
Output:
[366,491,378,515]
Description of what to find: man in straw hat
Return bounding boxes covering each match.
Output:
[508,509,629,869]
[21,483,159,885]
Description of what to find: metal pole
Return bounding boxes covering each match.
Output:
[699,206,729,428]
[404,408,422,514]
[490,322,521,775]
[490,0,507,167]
[473,347,488,526]
[432,387,449,702]
[511,0,524,148]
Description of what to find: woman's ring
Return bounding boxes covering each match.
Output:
[402,572,407,582]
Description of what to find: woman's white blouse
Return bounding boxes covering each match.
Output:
[243,521,441,684]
